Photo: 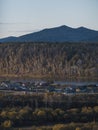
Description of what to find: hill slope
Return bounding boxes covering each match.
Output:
[0,25,98,42]
[0,42,98,79]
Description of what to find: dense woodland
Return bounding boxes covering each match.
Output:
[0,42,98,79]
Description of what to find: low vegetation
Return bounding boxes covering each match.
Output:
[0,93,98,129]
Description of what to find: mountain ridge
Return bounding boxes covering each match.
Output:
[0,25,98,42]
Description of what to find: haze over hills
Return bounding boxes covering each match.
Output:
[0,25,98,42]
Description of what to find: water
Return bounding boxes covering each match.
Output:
[54,81,98,86]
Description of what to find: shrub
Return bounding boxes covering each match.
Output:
[75,127,81,130]
[53,124,68,130]
[2,120,13,128]
[94,106,98,113]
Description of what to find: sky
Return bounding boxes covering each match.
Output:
[0,0,98,38]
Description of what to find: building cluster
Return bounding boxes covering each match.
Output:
[0,80,98,94]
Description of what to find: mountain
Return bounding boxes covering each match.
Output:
[0,25,98,42]
[0,36,17,43]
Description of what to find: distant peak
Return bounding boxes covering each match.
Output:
[59,25,71,29]
[77,26,86,29]
[76,26,97,31]
[60,25,68,28]
[41,25,72,32]
[53,25,73,31]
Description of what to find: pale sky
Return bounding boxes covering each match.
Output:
[0,0,98,38]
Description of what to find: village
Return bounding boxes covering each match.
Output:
[0,80,98,95]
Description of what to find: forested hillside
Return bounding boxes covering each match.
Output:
[0,42,98,79]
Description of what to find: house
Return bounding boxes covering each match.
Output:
[63,87,75,94]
